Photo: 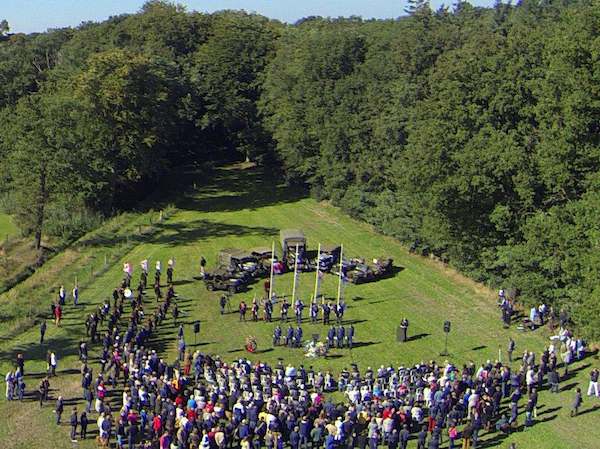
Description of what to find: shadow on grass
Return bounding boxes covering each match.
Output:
[172,279,194,286]
[79,219,279,249]
[77,165,304,251]
[538,406,561,416]
[351,341,380,348]
[176,166,307,214]
[577,405,600,416]
[0,334,80,370]
[408,333,430,342]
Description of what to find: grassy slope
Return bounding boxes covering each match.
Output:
[0,165,598,449]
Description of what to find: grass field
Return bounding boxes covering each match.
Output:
[0,165,598,449]
[0,212,17,239]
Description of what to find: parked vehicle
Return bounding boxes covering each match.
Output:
[317,244,341,272]
[280,229,306,266]
[203,268,246,293]
[218,248,264,278]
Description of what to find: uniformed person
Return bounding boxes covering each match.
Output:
[273,325,282,346]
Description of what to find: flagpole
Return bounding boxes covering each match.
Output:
[268,241,275,301]
[337,244,343,305]
[313,243,321,303]
[291,243,299,302]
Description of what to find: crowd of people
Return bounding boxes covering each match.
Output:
[3,261,599,449]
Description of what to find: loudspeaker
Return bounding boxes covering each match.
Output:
[193,321,201,334]
[443,321,451,333]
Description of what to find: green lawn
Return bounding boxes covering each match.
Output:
[0,165,598,449]
[0,212,17,239]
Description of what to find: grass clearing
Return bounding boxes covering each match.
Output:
[0,166,598,449]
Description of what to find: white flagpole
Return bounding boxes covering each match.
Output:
[268,241,275,301]
[313,243,321,302]
[337,244,344,305]
[291,243,299,302]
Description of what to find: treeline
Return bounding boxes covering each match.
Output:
[0,1,280,248]
[1,0,600,337]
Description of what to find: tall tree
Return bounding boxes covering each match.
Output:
[0,92,110,250]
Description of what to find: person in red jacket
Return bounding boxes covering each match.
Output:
[152,413,162,439]
[54,303,62,326]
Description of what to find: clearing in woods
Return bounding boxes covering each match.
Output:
[0,165,597,449]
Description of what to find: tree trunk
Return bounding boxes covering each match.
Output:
[34,168,47,251]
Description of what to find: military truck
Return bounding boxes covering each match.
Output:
[280,229,308,269]
[203,268,245,294]
[345,258,394,284]
[218,248,262,278]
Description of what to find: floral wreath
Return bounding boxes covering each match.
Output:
[245,335,257,353]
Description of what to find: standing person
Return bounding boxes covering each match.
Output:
[388,429,398,449]
[295,299,304,324]
[281,299,290,322]
[38,377,49,407]
[571,387,583,417]
[5,370,14,400]
[55,395,64,425]
[327,326,335,349]
[80,411,88,439]
[347,325,355,349]
[17,376,25,401]
[220,294,228,315]
[507,337,515,363]
[461,423,472,449]
[70,407,78,442]
[140,259,148,289]
[399,425,410,449]
[322,302,331,325]
[154,282,162,302]
[563,347,573,377]
[40,320,47,344]
[587,368,599,398]
[548,368,560,393]
[400,318,409,342]
[172,303,179,326]
[239,301,248,321]
[167,259,174,284]
[417,426,427,449]
[200,256,206,278]
[54,303,62,326]
[448,425,458,449]
[127,422,139,449]
[295,326,303,348]
[58,285,66,305]
[273,325,282,346]
[16,352,25,375]
[178,337,186,362]
[310,301,318,324]
[49,351,57,376]
[73,283,79,306]
[155,260,161,286]
[336,326,345,349]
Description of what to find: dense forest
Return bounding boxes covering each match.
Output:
[1,0,599,338]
